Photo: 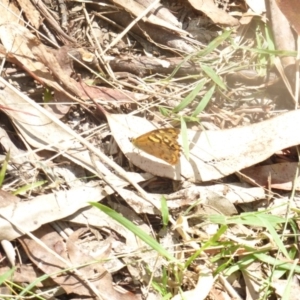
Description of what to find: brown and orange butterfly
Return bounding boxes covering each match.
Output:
[130,128,181,165]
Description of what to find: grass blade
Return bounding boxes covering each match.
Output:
[90,202,178,263]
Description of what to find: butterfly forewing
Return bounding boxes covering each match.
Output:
[131,128,181,165]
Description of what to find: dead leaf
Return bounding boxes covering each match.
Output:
[242,262,264,299]
[0,0,22,25]
[19,225,136,299]
[246,0,266,14]
[17,0,41,28]
[241,162,300,190]
[135,0,180,27]
[269,0,296,68]
[188,0,239,26]
[107,11,195,53]
[0,78,113,179]
[19,226,87,295]
[0,23,139,106]
[109,111,300,182]
[0,185,109,241]
[273,279,300,300]
[0,23,77,95]
[111,0,188,36]
[171,266,213,300]
[0,189,19,209]
[0,264,53,287]
[276,0,300,35]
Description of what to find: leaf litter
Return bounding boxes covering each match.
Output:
[0,0,299,299]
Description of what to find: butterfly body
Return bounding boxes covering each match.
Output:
[130,128,180,165]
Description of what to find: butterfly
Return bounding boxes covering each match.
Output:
[130,128,181,165]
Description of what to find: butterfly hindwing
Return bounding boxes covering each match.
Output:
[131,128,180,165]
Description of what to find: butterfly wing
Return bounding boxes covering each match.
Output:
[131,128,180,165]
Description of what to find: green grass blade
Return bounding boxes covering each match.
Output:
[90,202,178,262]
[18,273,50,298]
[13,180,48,196]
[201,64,226,90]
[0,151,10,187]
[224,255,256,276]
[184,225,228,269]
[208,211,287,227]
[159,106,172,117]
[256,215,290,259]
[0,266,15,284]
[253,252,300,273]
[172,79,206,113]
[237,46,296,56]
[166,30,232,79]
[198,30,232,57]
[282,259,297,300]
[192,84,215,117]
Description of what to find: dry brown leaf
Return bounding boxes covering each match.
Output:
[18,227,78,294]
[0,264,53,287]
[19,225,136,299]
[17,0,41,28]
[0,79,159,212]
[0,185,109,241]
[276,0,300,35]
[135,0,180,27]
[66,201,162,280]
[269,0,295,68]
[111,0,188,36]
[0,78,115,179]
[0,23,78,95]
[66,228,133,299]
[242,262,264,299]
[0,0,22,25]
[0,190,19,209]
[107,11,195,53]
[171,266,213,300]
[241,162,300,190]
[273,279,300,300]
[109,111,300,182]
[76,81,141,104]
[245,0,266,14]
[0,23,139,105]
[188,0,239,26]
